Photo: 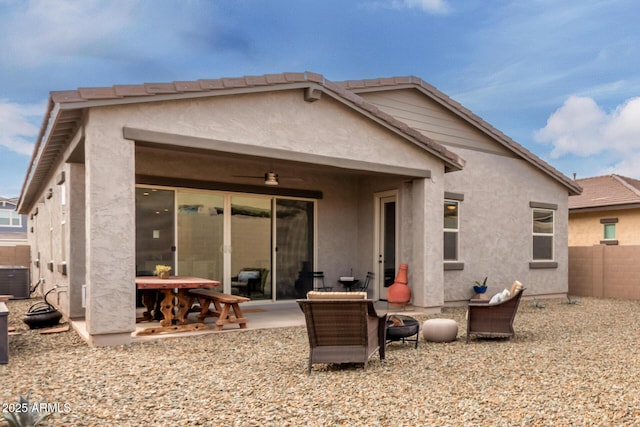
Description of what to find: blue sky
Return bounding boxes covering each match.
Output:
[2,0,640,197]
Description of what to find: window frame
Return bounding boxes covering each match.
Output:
[443,199,460,262]
[532,208,554,261]
[0,210,22,228]
[600,218,618,245]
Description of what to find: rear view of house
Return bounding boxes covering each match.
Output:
[17,72,580,346]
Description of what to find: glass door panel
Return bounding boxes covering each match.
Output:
[177,191,224,282]
[276,199,314,300]
[135,187,175,276]
[230,196,272,300]
[377,195,397,301]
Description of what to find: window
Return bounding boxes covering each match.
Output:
[444,200,459,260]
[600,218,618,245]
[532,209,554,260]
[603,223,616,240]
[0,210,22,227]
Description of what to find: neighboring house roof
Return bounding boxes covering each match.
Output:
[337,76,582,197]
[569,174,640,212]
[0,197,18,206]
[18,71,466,212]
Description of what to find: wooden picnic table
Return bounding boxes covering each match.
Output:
[135,276,221,327]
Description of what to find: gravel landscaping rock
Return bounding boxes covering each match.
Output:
[2,296,640,426]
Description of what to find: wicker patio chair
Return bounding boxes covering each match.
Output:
[297,292,387,373]
[466,287,525,343]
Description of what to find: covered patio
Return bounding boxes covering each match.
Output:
[18,72,464,346]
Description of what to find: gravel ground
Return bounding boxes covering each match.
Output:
[2,296,640,426]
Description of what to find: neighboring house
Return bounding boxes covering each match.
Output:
[0,197,30,266]
[17,72,581,346]
[0,197,27,240]
[568,174,640,246]
[568,174,640,299]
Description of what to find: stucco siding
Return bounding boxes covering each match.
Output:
[97,90,434,173]
[443,148,569,301]
[27,164,70,311]
[569,209,640,246]
[84,112,136,341]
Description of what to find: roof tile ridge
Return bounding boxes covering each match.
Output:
[575,174,614,182]
[612,174,640,198]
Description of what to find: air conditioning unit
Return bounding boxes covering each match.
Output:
[0,266,31,299]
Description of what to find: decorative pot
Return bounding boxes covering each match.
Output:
[158,271,170,279]
[473,285,487,294]
[387,263,411,307]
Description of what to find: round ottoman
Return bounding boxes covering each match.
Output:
[422,318,458,342]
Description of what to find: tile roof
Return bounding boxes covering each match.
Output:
[337,76,582,196]
[569,174,640,210]
[18,71,580,210]
[19,71,470,212]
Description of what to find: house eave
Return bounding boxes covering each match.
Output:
[569,203,640,214]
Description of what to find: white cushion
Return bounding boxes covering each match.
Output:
[489,288,511,304]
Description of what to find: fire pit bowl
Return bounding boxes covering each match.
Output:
[386,315,419,348]
[23,288,62,329]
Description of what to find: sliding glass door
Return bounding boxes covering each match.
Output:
[176,192,224,282]
[136,186,314,302]
[230,196,272,300]
[275,199,314,299]
[135,188,175,276]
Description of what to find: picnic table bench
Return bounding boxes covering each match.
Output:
[188,290,250,331]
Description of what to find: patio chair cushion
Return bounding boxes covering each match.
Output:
[489,288,510,304]
[307,291,367,300]
[510,280,523,296]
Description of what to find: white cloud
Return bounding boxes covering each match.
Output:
[534,96,607,158]
[0,0,135,67]
[366,0,450,14]
[0,99,46,156]
[597,153,640,179]
[392,0,449,13]
[535,95,640,179]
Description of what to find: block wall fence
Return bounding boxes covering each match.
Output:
[569,245,640,299]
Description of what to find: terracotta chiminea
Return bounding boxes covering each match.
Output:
[387,263,410,308]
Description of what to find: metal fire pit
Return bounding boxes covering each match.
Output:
[386,315,419,349]
[23,288,62,329]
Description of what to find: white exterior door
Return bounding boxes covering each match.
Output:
[375,191,398,301]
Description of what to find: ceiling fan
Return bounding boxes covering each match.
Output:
[232,171,302,186]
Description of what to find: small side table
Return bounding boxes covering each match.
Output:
[338,279,360,292]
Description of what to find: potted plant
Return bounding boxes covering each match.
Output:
[473,277,488,294]
[154,265,172,279]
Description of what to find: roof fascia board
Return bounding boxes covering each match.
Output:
[123,126,431,179]
[569,203,640,213]
[17,101,60,212]
[56,82,316,111]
